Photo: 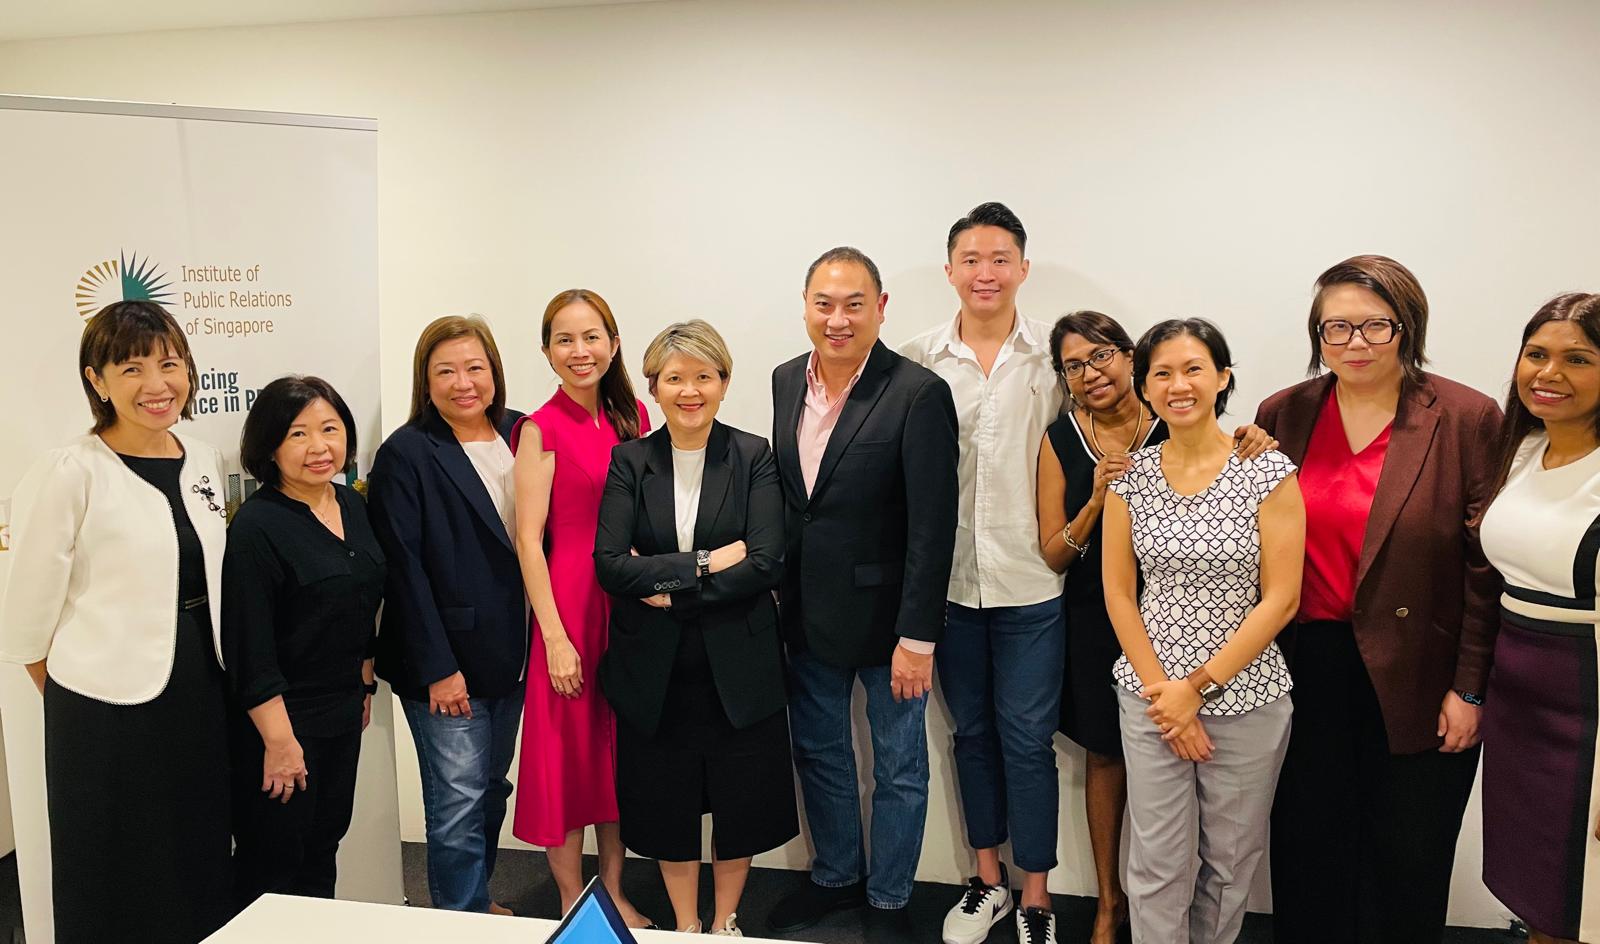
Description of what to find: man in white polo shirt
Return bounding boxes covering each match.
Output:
[899,202,1065,944]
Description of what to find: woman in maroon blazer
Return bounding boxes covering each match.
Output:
[1255,255,1501,944]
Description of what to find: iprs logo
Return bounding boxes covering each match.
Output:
[74,251,174,318]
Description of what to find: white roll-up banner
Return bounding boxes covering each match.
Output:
[0,95,401,942]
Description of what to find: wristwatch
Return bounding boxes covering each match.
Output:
[363,681,379,695]
[695,548,711,578]
[1455,689,1484,707]
[1186,667,1225,703]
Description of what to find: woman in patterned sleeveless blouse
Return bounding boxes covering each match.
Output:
[1036,310,1277,944]
[1100,318,1304,944]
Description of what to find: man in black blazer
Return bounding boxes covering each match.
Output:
[766,247,959,935]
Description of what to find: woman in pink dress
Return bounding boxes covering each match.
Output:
[511,288,651,926]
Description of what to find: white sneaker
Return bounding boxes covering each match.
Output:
[1015,906,1056,944]
[676,922,701,934]
[942,872,1012,944]
[710,913,743,936]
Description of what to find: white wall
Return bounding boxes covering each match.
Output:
[3,0,1599,927]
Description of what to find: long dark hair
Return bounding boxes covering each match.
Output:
[1488,292,1600,498]
[540,289,642,442]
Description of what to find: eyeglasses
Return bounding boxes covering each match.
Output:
[1062,348,1120,378]
[1318,318,1402,345]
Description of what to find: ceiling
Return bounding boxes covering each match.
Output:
[0,0,664,42]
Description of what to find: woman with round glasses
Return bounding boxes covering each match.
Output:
[1254,255,1502,944]
[1036,311,1275,944]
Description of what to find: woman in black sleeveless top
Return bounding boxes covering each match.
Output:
[1036,311,1273,944]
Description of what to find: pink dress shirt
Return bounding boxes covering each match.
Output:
[797,351,935,655]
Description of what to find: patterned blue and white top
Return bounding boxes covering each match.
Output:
[1107,445,1297,716]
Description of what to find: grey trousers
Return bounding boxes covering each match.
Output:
[1117,687,1292,944]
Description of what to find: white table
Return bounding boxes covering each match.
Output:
[207,893,806,943]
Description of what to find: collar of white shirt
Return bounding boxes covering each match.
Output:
[929,310,1045,365]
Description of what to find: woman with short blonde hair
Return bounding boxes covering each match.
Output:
[596,320,797,936]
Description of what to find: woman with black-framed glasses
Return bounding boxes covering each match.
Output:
[1254,255,1503,944]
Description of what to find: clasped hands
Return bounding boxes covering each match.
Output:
[1141,677,1214,762]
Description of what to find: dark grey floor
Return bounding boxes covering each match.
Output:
[402,843,1521,943]
[0,855,20,944]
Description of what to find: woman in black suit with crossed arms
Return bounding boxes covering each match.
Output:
[595,319,797,937]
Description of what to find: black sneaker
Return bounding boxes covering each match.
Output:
[1015,906,1056,944]
[767,877,867,934]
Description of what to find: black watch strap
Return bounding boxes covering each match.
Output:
[363,681,379,695]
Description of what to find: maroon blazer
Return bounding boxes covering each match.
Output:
[1254,372,1502,754]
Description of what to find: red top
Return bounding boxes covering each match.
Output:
[1297,390,1391,623]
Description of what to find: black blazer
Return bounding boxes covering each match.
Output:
[368,409,529,702]
[770,341,959,668]
[594,421,787,739]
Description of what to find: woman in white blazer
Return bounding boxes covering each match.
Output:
[0,301,234,944]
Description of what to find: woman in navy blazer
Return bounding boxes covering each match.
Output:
[368,315,528,915]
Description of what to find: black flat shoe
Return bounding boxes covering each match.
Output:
[767,877,868,934]
[863,905,912,942]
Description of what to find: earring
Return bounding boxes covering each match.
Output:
[100,395,109,402]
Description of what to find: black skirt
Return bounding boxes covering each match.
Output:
[1059,601,1125,758]
[616,627,797,861]
[44,608,234,944]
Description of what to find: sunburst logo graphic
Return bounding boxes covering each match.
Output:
[74,251,175,319]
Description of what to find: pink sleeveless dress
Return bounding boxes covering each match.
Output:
[511,388,649,846]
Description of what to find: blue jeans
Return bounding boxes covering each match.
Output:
[787,649,930,909]
[401,690,524,912]
[940,598,1065,873]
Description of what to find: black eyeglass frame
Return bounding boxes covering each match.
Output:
[1317,318,1404,346]
[1062,347,1122,378]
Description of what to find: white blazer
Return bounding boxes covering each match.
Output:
[0,431,227,704]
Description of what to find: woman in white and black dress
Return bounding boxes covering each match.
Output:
[594,320,796,937]
[0,300,233,943]
[1480,292,1600,944]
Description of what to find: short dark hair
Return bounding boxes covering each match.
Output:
[78,300,199,434]
[947,202,1027,258]
[1307,254,1429,383]
[1132,318,1238,416]
[1048,310,1136,377]
[804,246,883,297]
[239,375,358,487]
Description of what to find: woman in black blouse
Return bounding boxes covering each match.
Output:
[222,375,385,907]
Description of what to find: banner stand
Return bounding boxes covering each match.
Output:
[0,95,399,943]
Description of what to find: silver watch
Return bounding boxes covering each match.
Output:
[695,548,711,577]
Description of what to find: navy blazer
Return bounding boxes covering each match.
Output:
[368,409,528,702]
